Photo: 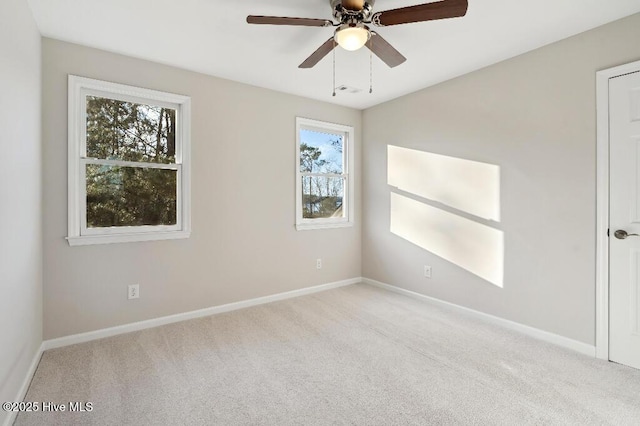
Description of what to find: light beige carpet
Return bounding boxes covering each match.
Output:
[16,283,640,425]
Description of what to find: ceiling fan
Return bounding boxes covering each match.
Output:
[247,0,468,69]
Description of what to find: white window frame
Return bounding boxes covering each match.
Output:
[295,117,354,231]
[67,75,191,246]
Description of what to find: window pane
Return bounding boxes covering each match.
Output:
[86,164,177,228]
[86,96,177,164]
[301,176,345,219]
[299,128,343,173]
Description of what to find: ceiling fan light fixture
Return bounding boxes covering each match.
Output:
[334,24,370,51]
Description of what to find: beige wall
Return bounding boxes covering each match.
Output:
[0,0,42,419]
[362,13,640,345]
[42,39,362,340]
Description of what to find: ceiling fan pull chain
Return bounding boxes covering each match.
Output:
[332,39,336,97]
[369,41,373,94]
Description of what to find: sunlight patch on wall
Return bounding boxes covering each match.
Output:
[388,146,500,221]
[390,193,504,287]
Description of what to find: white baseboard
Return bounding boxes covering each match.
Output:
[3,342,45,426]
[43,278,360,351]
[362,277,596,357]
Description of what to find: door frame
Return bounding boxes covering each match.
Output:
[596,59,640,360]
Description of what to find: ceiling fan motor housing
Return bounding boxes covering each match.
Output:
[330,0,375,10]
[331,0,375,23]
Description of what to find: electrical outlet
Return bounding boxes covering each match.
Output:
[128,284,140,300]
[424,265,432,278]
[316,258,322,269]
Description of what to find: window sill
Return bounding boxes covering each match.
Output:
[67,230,191,246]
[296,221,354,231]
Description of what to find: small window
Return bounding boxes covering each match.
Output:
[296,117,354,230]
[67,76,191,246]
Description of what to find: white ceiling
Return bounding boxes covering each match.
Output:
[27,0,640,110]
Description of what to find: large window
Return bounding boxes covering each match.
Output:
[296,117,354,230]
[67,76,191,245]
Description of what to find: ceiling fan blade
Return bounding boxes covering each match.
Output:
[247,16,333,27]
[341,0,365,11]
[299,38,336,68]
[366,32,406,68]
[372,0,468,27]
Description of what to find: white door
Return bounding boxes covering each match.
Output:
[610,70,640,370]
